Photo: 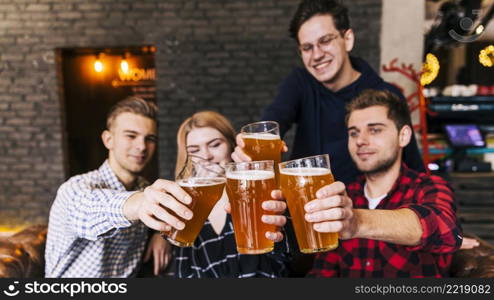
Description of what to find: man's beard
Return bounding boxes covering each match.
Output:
[357,150,399,177]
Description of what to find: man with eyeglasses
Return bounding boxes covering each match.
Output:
[233,0,424,186]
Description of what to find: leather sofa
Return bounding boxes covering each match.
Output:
[450,234,494,278]
[0,225,47,278]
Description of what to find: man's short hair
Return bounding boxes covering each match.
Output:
[289,0,350,43]
[106,96,158,130]
[345,89,413,131]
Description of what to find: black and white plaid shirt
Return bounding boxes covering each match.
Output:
[45,160,149,277]
[170,214,290,278]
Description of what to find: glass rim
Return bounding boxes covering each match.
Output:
[278,154,330,168]
[240,120,280,133]
[185,154,224,164]
[176,155,226,180]
[225,160,275,168]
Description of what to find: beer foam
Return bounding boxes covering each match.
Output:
[242,133,280,140]
[279,167,331,176]
[226,170,275,180]
[178,177,226,187]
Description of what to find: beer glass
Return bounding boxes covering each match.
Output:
[163,157,226,247]
[240,121,282,185]
[279,154,338,253]
[225,160,276,254]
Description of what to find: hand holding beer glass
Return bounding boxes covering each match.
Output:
[240,121,283,185]
[162,157,226,247]
[225,160,277,254]
[279,154,338,253]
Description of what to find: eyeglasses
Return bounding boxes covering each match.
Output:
[298,32,344,56]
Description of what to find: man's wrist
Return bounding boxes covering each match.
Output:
[351,209,365,239]
[123,191,143,221]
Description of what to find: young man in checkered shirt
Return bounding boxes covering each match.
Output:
[274,89,462,277]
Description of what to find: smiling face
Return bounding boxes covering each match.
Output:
[102,112,157,181]
[186,126,232,167]
[347,106,411,175]
[297,14,355,90]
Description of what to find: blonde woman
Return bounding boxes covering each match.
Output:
[172,111,290,278]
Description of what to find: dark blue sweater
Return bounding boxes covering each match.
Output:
[262,57,425,184]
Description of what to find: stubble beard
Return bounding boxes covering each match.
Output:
[358,150,399,177]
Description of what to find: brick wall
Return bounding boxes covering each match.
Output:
[0,0,382,227]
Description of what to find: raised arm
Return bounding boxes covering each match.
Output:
[60,177,193,241]
[304,179,461,252]
[399,175,461,253]
[350,208,422,245]
[124,179,193,232]
[303,182,421,245]
[58,177,140,241]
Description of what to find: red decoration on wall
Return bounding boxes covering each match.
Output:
[382,58,437,174]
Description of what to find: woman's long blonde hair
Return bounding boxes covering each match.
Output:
[175,111,236,177]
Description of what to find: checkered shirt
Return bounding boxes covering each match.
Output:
[308,164,462,278]
[172,214,291,278]
[45,160,149,278]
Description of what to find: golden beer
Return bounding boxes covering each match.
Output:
[280,167,338,253]
[242,133,282,185]
[165,177,226,247]
[226,169,276,254]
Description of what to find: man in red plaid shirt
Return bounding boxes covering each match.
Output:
[302,89,462,277]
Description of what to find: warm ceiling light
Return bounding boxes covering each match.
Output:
[0,226,24,234]
[479,45,494,67]
[120,59,129,73]
[475,25,485,35]
[94,59,103,72]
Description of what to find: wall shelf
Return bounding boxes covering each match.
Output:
[426,148,494,155]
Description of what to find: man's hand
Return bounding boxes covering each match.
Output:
[231,134,251,162]
[224,190,287,242]
[460,237,480,250]
[231,133,288,162]
[124,179,193,232]
[144,232,172,276]
[262,190,287,242]
[304,181,357,239]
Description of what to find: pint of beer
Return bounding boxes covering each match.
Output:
[240,121,282,185]
[165,177,226,247]
[225,161,276,254]
[163,159,226,247]
[279,154,338,253]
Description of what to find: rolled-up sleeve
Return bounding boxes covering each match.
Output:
[401,176,462,253]
[59,178,139,241]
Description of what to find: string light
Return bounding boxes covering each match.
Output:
[479,45,494,67]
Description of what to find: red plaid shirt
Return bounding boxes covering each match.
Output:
[308,164,462,278]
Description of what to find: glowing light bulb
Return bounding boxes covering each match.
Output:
[475,25,484,35]
[94,60,103,72]
[120,59,129,73]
